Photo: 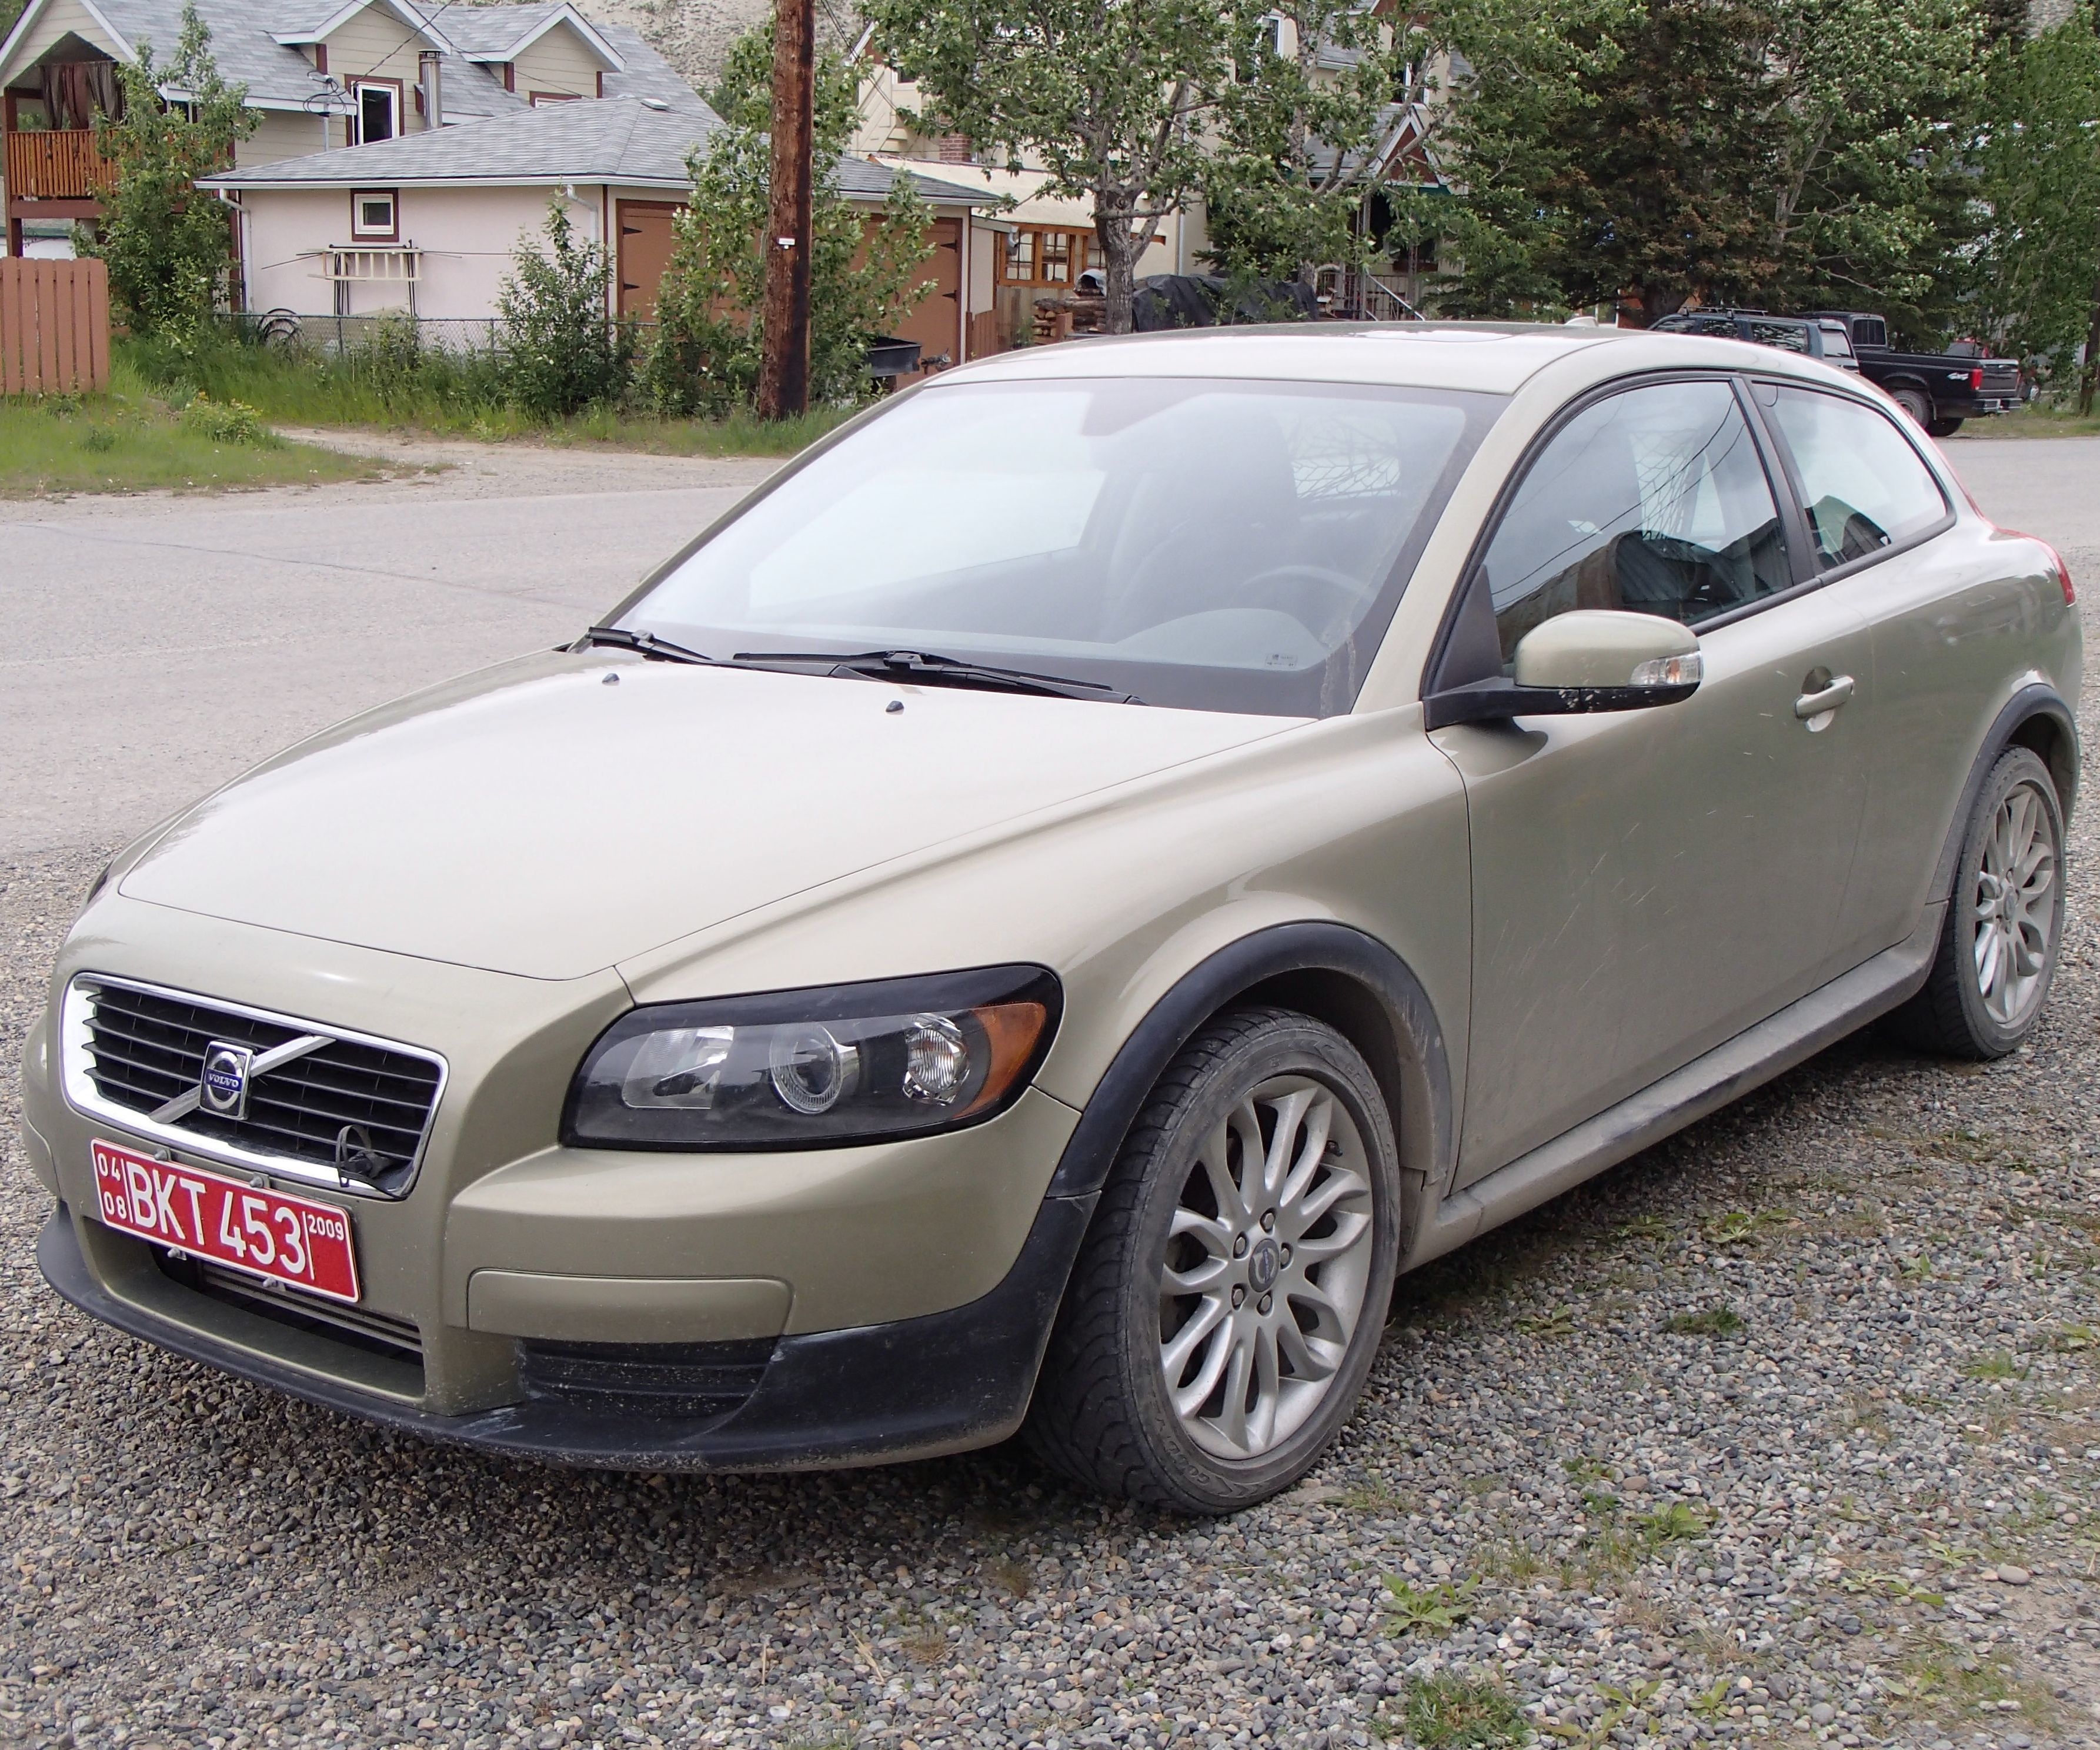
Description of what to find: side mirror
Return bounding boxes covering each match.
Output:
[1424,610,1702,729]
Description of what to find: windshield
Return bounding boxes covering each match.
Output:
[620,376,1500,716]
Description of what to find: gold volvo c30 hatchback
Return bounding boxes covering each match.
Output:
[19,326,2080,1512]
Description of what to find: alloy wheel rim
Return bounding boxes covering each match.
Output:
[1156,1075,1375,1461]
[1972,780,2057,1027]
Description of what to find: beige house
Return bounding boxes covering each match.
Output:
[0,0,699,256]
[198,95,1001,371]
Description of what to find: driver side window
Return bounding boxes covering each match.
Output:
[1481,379,1791,660]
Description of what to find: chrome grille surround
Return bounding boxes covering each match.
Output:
[60,973,448,1200]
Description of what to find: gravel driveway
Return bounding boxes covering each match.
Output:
[2,438,2096,1750]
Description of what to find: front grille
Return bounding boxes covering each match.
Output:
[519,1338,775,1422]
[71,977,444,1196]
[156,1250,424,1368]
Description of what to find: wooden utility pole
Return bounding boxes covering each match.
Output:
[757,0,816,420]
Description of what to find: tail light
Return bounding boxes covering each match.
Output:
[1999,532,2076,605]
[1969,367,1984,392]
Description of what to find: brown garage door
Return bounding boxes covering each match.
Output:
[864,215,962,377]
[616,201,682,319]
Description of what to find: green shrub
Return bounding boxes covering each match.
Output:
[498,201,629,418]
[182,392,269,445]
[79,425,118,453]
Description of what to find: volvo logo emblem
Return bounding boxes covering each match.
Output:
[198,1041,254,1120]
[1247,1236,1280,1294]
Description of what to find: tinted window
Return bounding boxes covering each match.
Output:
[1767,387,1948,569]
[1818,323,1855,359]
[630,378,1498,717]
[1744,319,1809,354]
[1481,379,1791,658]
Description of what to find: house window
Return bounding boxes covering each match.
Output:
[352,80,400,143]
[529,91,582,105]
[351,189,398,241]
[997,224,1123,288]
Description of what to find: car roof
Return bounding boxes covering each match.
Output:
[936,321,1851,397]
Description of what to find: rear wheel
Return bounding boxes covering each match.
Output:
[1891,386,1933,429]
[1895,747,2065,1058]
[1026,1008,1401,1512]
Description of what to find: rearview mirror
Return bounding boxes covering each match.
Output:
[1424,610,1702,729]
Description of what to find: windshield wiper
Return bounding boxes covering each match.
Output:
[576,625,716,666]
[728,649,1132,703]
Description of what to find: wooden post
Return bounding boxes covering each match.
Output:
[756,0,815,420]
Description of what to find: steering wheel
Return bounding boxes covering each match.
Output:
[1231,563,1368,645]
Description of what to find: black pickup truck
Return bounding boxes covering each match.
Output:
[1804,312,2021,437]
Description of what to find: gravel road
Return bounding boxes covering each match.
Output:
[2,438,2097,1750]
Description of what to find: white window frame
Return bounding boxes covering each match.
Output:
[350,189,398,241]
[352,79,400,145]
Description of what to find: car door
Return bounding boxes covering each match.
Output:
[1427,374,1880,1184]
[1750,382,1995,967]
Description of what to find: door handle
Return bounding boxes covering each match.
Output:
[1794,674,1855,719]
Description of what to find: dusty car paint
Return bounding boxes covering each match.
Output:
[21,323,2081,1462]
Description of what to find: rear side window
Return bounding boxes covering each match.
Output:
[1766,387,1948,570]
[1818,323,1855,360]
[1480,378,1791,658]
[1744,318,1809,354]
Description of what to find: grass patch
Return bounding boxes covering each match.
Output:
[1962,1352,2029,1381]
[1664,1307,1745,1337]
[1397,1673,1528,1749]
[1892,1633,2059,1732]
[1,366,380,496]
[1961,405,2100,439]
[121,332,852,456]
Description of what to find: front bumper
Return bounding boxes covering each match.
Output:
[40,1190,1095,1470]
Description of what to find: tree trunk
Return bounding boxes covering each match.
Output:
[1097,204,1144,335]
[757,0,814,420]
[2080,270,2100,417]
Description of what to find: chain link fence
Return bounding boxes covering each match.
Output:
[222,309,660,360]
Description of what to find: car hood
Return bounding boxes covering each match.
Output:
[118,652,1292,980]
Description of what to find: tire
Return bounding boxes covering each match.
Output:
[1026,1007,1402,1512]
[1891,387,1932,429]
[1894,747,2065,1059]
[1926,416,1964,438]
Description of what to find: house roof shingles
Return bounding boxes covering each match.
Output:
[3,0,696,123]
[199,93,998,205]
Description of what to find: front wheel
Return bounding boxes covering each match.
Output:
[1895,746,2065,1058]
[1026,1008,1401,1512]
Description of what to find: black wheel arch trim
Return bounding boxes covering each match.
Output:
[1931,685,2080,910]
[1042,923,1456,1233]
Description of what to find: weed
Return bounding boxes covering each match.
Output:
[1518,1306,1575,1337]
[1665,1307,1745,1337]
[1615,1214,1670,1243]
[2053,1325,2095,1353]
[1963,1353,2029,1381]
[987,1558,1032,1599]
[1381,1577,1474,1633]
[1401,1672,1528,1749]
[1478,1540,1544,1584]
[1561,1457,1611,1486]
[1634,1502,1708,1548]
[1894,1632,2059,1732]
[181,392,272,446]
[1841,1569,1946,1607]
[79,425,118,453]
[1703,1209,1793,1245]
[1899,1252,1934,1280]
[1688,1676,1738,1719]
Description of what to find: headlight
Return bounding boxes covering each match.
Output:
[562,966,1062,1151]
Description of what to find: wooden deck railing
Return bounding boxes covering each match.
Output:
[4,129,118,201]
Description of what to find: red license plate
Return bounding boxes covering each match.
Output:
[91,1139,360,1304]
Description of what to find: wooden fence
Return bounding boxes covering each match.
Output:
[0,258,111,395]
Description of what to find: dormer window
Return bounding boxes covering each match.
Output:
[352,79,400,143]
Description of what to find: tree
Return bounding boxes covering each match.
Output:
[1203,0,1410,289]
[643,22,931,416]
[497,199,627,417]
[79,2,255,340]
[1963,5,2100,401]
[1395,0,1983,328]
[865,0,1237,333]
